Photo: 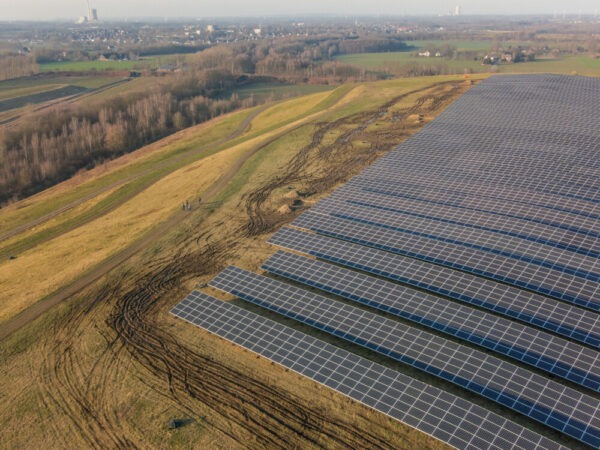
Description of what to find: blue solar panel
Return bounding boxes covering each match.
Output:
[310,197,600,281]
[209,266,600,448]
[347,177,600,232]
[173,74,600,449]
[292,212,600,311]
[171,291,567,450]
[268,227,600,347]
[262,250,600,390]
[326,185,600,258]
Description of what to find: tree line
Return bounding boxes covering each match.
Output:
[0,54,39,81]
[189,35,408,82]
[0,34,409,204]
[0,74,249,205]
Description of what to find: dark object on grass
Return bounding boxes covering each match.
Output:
[168,418,193,429]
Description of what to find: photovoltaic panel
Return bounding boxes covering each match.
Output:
[326,185,600,258]
[310,197,600,281]
[172,75,600,449]
[268,227,600,348]
[351,76,600,209]
[170,292,567,450]
[291,211,600,311]
[262,250,600,388]
[209,267,600,447]
[347,175,600,229]
[360,153,600,203]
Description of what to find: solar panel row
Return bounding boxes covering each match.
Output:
[374,145,600,191]
[328,186,600,258]
[349,177,600,233]
[352,169,600,225]
[171,292,567,450]
[262,250,600,387]
[292,212,600,311]
[311,197,600,281]
[208,266,600,447]
[269,228,600,347]
[368,157,600,198]
[364,146,600,185]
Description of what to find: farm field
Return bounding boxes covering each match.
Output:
[0,85,90,112]
[0,74,122,91]
[224,82,335,102]
[40,57,160,72]
[337,48,600,76]
[0,75,162,128]
[0,74,474,449]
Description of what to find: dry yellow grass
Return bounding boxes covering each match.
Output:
[0,144,242,322]
[0,87,356,323]
[0,185,121,253]
[0,77,471,450]
[249,90,333,131]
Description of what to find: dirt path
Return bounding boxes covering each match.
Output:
[0,103,270,247]
[0,92,341,340]
[12,80,470,450]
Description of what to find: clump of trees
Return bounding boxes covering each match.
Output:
[190,35,407,82]
[0,34,410,204]
[0,74,249,204]
[0,54,39,80]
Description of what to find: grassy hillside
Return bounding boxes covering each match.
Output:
[1,75,477,450]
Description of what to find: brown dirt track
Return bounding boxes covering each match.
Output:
[5,81,469,449]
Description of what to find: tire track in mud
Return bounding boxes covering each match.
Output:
[242,81,464,237]
[33,80,470,449]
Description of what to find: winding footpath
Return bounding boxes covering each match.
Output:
[0,90,353,340]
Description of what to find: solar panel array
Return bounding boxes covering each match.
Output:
[292,211,600,309]
[269,228,600,348]
[209,266,600,447]
[171,292,567,450]
[172,74,600,449]
[269,227,600,348]
[262,250,600,389]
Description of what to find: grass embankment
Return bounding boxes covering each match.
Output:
[227,82,334,102]
[0,89,339,322]
[0,76,472,450]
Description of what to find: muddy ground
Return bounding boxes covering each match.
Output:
[13,81,468,449]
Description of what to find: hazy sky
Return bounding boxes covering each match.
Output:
[2,0,599,21]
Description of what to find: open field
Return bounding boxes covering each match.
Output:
[404,39,536,51]
[0,75,475,449]
[337,52,600,76]
[223,82,335,102]
[0,74,122,91]
[0,85,90,112]
[39,58,160,72]
[0,74,133,125]
[0,83,68,100]
[38,53,194,73]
